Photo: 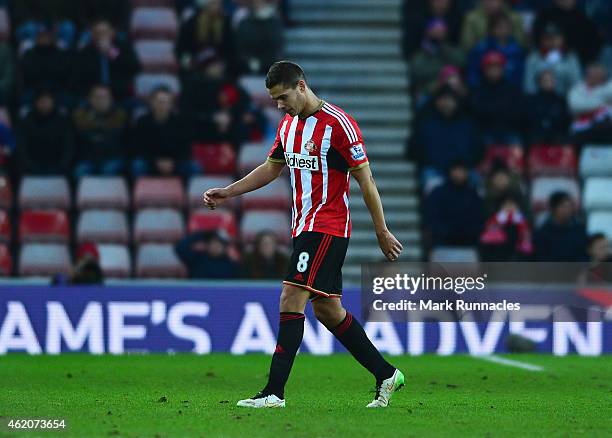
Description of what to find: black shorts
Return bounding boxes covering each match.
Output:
[283,231,349,299]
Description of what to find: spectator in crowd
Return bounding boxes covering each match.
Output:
[76,0,131,32]
[175,231,240,279]
[470,51,525,144]
[483,161,525,215]
[242,231,289,279]
[424,160,485,247]
[72,84,128,178]
[131,86,200,178]
[0,119,15,175]
[411,86,483,193]
[586,233,611,264]
[534,191,587,261]
[523,24,581,95]
[467,12,525,87]
[181,56,266,145]
[431,65,470,104]
[567,63,612,144]
[480,193,533,261]
[16,90,74,175]
[411,19,465,104]
[11,0,76,52]
[51,242,104,286]
[72,19,141,101]
[532,0,603,65]
[234,0,283,74]
[525,70,570,144]
[402,0,463,58]
[460,0,525,51]
[20,24,70,101]
[176,0,234,72]
[0,43,14,105]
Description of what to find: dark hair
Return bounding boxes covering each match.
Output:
[150,85,173,98]
[90,83,112,94]
[265,61,306,89]
[548,191,571,211]
[588,232,607,248]
[488,12,511,34]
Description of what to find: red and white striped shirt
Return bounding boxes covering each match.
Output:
[267,102,369,238]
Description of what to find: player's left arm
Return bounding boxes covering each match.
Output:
[352,165,403,262]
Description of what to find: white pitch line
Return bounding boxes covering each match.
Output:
[472,355,545,372]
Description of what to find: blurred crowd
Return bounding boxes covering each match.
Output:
[405,0,612,263]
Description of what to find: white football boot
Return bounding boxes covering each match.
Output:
[236,392,286,408]
[366,369,405,408]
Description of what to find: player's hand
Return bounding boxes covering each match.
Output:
[376,229,403,262]
[203,187,230,210]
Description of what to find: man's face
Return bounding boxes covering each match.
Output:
[35,94,54,115]
[92,21,114,45]
[539,71,556,91]
[492,19,511,40]
[430,0,450,15]
[207,238,226,258]
[449,166,469,185]
[258,234,277,259]
[586,66,608,88]
[482,0,502,15]
[553,199,574,223]
[435,94,457,117]
[268,81,306,117]
[427,22,447,41]
[484,64,504,82]
[589,237,610,262]
[89,87,112,113]
[151,91,174,119]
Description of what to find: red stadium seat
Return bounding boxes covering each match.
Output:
[0,175,11,209]
[528,145,577,178]
[136,243,186,278]
[192,143,236,175]
[19,176,71,210]
[0,210,10,242]
[135,73,180,99]
[189,209,238,238]
[19,210,70,243]
[134,208,185,243]
[242,178,291,211]
[19,243,71,276]
[479,145,525,175]
[77,210,129,244]
[239,142,269,176]
[241,210,291,244]
[133,177,185,209]
[530,177,580,212]
[98,244,132,278]
[77,176,130,210]
[130,7,178,39]
[0,244,11,275]
[134,40,178,73]
[188,176,236,210]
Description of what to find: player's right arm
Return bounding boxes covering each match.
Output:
[203,160,285,210]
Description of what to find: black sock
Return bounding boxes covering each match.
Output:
[332,312,395,382]
[262,312,305,399]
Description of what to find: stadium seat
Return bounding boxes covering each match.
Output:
[134,40,178,73]
[98,244,132,278]
[530,177,580,212]
[130,7,178,39]
[0,244,11,275]
[77,210,129,244]
[583,177,612,211]
[19,176,70,210]
[188,176,235,209]
[133,177,185,209]
[188,209,238,238]
[242,178,291,211]
[192,143,236,175]
[587,211,612,240]
[77,176,129,210]
[135,73,180,99]
[479,145,525,175]
[19,210,70,243]
[528,145,576,178]
[0,175,11,209]
[430,246,480,262]
[239,142,269,176]
[241,210,291,244]
[19,243,71,276]
[239,76,273,107]
[136,243,186,278]
[579,146,612,178]
[0,210,9,242]
[0,9,10,41]
[134,208,185,243]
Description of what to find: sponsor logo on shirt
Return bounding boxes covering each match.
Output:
[350,143,365,161]
[285,152,320,171]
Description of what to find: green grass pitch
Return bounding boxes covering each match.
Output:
[1,354,610,437]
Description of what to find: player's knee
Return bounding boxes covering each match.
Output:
[279,286,308,312]
[313,304,345,329]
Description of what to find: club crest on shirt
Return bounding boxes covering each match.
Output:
[350,143,365,160]
[304,139,318,153]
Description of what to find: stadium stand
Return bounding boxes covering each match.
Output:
[19,243,71,276]
[189,209,239,238]
[583,177,612,211]
[531,176,580,212]
[135,73,181,99]
[133,177,185,209]
[0,210,9,243]
[77,177,130,210]
[579,146,612,177]
[0,175,11,210]
[77,210,130,244]
[191,143,236,175]
[18,177,71,210]
[241,178,291,211]
[134,40,178,72]
[187,176,235,210]
[134,208,185,243]
[587,211,612,239]
[130,7,178,39]
[241,210,291,244]
[136,243,186,278]
[19,210,70,243]
[98,244,132,278]
[0,244,11,276]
